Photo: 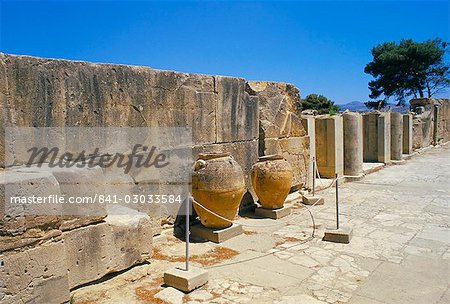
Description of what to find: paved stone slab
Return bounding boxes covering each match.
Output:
[255,206,292,219]
[362,162,385,175]
[323,225,353,244]
[356,258,447,304]
[163,266,208,292]
[190,223,243,243]
[302,194,324,206]
[344,174,365,182]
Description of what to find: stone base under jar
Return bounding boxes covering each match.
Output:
[255,205,292,219]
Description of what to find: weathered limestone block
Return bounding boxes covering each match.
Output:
[0,53,219,166]
[439,99,450,143]
[102,171,161,221]
[342,112,363,177]
[193,140,258,209]
[377,113,391,163]
[301,116,316,189]
[0,55,8,169]
[315,115,344,178]
[216,76,259,142]
[0,241,69,304]
[412,116,424,150]
[63,212,152,289]
[403,114,413,155]
[247,81,306,139]
[0,229,62,253]
[26,165,106,216]
[390,112,403,160]
[0,169,62,236]
[363,112,391,163]
[247,81,308,189]
[410,98,434,148]
[261,137,310,188]
[410,98,450,145]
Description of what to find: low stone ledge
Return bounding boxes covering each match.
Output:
[0,241,70,304]
[65,211,153,289]
[0,209,153,303]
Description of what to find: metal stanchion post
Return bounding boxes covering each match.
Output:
[335,173,339,230]
[185,198,190,271]
[164,196,208,292]
[303,156,324,206]
[323,172,351,243]
[312,157,316,197]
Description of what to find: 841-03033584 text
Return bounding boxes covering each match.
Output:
[97,194,183,204]
[9,194,183,205]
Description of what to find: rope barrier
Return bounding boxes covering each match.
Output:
[191,177,334,229]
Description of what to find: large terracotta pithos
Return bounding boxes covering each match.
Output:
[192,152,246,229]
[251,155,293,209]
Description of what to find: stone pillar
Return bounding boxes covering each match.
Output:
[363,112,379,162]
[433,104,440,145]
[342,112,363,177]
[390,112,403,160]
[363,112,391,163]
[301,116,316,189]
[403,114,413,154]
[315,115,344,178]
[377,113,391,163]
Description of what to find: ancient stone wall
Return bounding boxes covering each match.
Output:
[247,81,309,189]
[410,98,450,148]
[0,54,310,301]
[434,98,450,143]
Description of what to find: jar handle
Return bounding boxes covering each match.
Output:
[194,159,207,171]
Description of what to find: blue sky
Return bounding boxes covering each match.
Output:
[1,0,449,104]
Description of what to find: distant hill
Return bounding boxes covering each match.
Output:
[339,101,409,113]
[339,101,370,112]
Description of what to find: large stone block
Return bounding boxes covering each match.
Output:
[403,114,413,154]
[412,117,424,150]
[261,136,310,188]
[301,116,316,189]
[377,113,391,163]
[21,165,107,217]
[411,98,450,144]
[342,112,363,177]
[247,81,306,139]
[63,213,152,289]
[0,241,69,304]
[363,112,391,163]
[216,76,259,142]
[315,115,344,178]
[0,54,8,168]
[438,99,450,143]
[410,98,434,148]
[0,169,62,236]
[0,53,219,167]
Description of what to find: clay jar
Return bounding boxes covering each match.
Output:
[192,152,246,229]
[251,155,293,209]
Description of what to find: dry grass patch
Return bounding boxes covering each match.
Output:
[274,236,301,247]
[135,278,165,304]
[152,246,239,267]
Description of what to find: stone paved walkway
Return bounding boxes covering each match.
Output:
[71,144,450,304]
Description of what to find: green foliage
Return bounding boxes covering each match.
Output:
[364,99,387,110]
[364,38,450,105]
[301,94,340,115]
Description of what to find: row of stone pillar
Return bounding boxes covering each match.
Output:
[302,112,414,184]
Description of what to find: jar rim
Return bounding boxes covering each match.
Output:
[198,152,231,160]
[258,154,284,161]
